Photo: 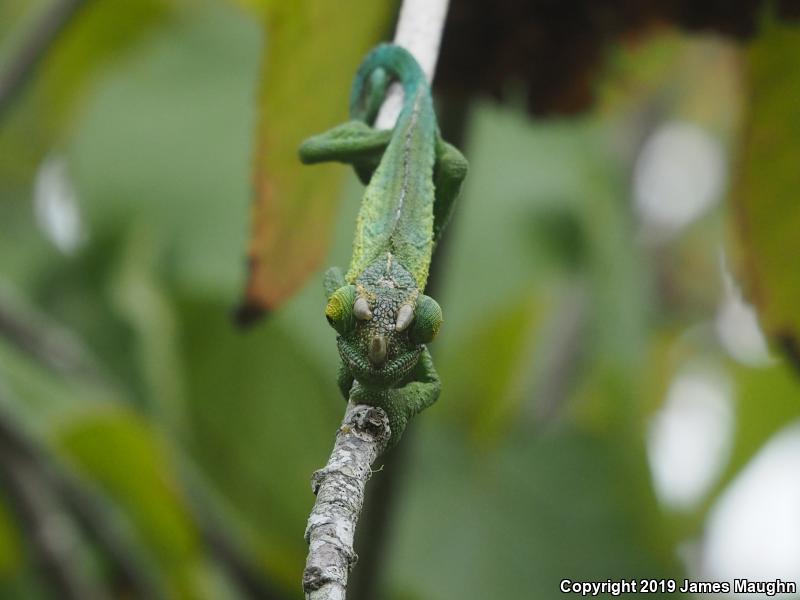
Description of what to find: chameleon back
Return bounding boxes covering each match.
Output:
[345,45,438,290]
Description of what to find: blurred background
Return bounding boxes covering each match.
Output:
[1,0,800,598]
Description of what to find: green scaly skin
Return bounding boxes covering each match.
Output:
[299,44,467,447]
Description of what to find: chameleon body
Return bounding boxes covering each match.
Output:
[299,44,467,447]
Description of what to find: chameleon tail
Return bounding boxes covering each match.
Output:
[349,43,429,125]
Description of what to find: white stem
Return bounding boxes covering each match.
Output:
[374,0,450,130]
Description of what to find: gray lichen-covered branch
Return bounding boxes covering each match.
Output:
[302,403,390,600]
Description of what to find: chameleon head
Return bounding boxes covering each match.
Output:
[325,278,442,388]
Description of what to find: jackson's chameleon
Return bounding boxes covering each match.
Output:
[299,44,467,447]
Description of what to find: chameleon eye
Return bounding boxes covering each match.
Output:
[325,285,357,335]
[409,294,442,344]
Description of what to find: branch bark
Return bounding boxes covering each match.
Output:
[302,403,390,600]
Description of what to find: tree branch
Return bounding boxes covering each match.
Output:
[302,403,390,600]
[0,441,109,600]
[0,282,106,382]
[0,0,87,119]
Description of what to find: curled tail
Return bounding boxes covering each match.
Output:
[349,44,429,126]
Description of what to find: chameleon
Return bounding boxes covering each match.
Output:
[298,44,467,448]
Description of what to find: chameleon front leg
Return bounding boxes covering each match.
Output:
[336,363,355,400]
[351,348,441,448]
[299,120,391,185]
[387,347,441,447]
[432,139,468,245]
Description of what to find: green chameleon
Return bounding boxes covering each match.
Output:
[299,44,467,447]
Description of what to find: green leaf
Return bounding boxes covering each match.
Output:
[733,16,800,363]
[709,360,800,507]
[239,0,392,314]
[177,295,341,588]
[66,4,261,298]
[0,500,22,576]
[109,227,185,433]
[388,426,684,600]
[439,292,542,443]
[599,33,742,140]
[0,0,175,183]
[54,408,202,599]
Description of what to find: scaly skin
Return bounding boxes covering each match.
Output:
[299,44,467,447]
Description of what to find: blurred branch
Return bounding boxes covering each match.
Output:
[0,0,88,119]
[0,390,168,599]
[0,453,107,600]
[0,282,106,382]
[202,519,284,600]
[530,283,588,425]
[51,463,169,599]
[302,403,390,600]
[177,459,285,600]
[0,283,284,599]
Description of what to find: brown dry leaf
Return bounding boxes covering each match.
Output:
[237,2,392,322]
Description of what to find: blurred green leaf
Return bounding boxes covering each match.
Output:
[177,295,341,588]
[0,335,121,431]
[0,501,21,576]
[598,33,742,148]
[0,293,267,599]
[388,426,683,600]
[0,570,48,600]
[54,408,202,599]
[109,227,185,434]
[0,338,203,597]
[525,205,587,273]
[707,360,800,508]
[66,3,260,298]
[733,16,800,363]
[240,0,392,314]
[0,0,176,183]
[439,292,542,442]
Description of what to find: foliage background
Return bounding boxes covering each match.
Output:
[0,1,799,598]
